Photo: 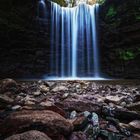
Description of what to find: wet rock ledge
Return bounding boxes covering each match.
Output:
[0,79,140,140]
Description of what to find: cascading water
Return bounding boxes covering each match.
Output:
[38,0,47,18]
[38,0,103,80]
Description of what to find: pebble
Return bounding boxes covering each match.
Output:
[33,91,41,96]
[12,105,22,111]
[39,85,49,93]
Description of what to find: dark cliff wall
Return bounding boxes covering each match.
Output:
[0,0,51,78]
[99,0,140,78]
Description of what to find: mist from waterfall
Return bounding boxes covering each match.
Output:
[38,0,102,80]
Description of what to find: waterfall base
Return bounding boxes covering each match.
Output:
[44,76,107,80]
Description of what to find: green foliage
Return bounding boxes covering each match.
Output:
[106,6,117,18]
[51,0,66,6]
[136,16,140,20]
[120,51,135,61]
[97,0,106,5]
[135,13,140,20]
[119,49,140,61]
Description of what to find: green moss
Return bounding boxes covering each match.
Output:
[51,0,66,6]
[119,51,135,61]
[119,48,140,61]
[106,6,117,18]
[136,15,140,20]
[97,0,106,5]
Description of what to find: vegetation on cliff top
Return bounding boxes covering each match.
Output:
[51,0,106,6]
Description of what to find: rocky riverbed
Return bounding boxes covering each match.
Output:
[0,79,140,140]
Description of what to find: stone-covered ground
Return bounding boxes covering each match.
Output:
[0,79,140,140]
[0,0,140,79]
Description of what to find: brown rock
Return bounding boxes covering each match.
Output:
[0,94,14,106]
[39,101,66,117]
[39,85,49,93]
[52,135,66,140]
[5,130,52,140]
[102,106,140,121]
[33,91,41,96]
[105,95,124,104]
[0,79,17,93]
[134,95,140,102]
[129,120,140,131]
[22,103,66,117]
[133,133,140,140]
[119,123,130,129]
[0,110,73,137]
[100,120,108,130]
[55,99,101,113]
[52,85,68,92]
[128,133,140,140]
[126,101,140,111]
[45,82,56,87]
[72,116,88,131]
[115,108,140,121]
[106,124,119,133]
[69,132,87,140]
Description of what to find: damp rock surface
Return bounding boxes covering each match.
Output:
[0,110,73,137]
[5,130,52,140]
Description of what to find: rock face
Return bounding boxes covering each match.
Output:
[99,0,140,78]
[0,0,51,78]
[5,130,52,140]
[0,110,73,137]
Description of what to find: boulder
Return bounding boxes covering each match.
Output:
[102,106,140,121]
[69,132,87,140]
[129,120,140,131]
[72,116,88,131]
[115,109,140,121]
[126,101,140,111]
[5,130,52,140]
[0,79,17,93]
[0,110,73,137]
[0,95,14,108]
[55,99,101,113]
[134,95,140,102]
[105,95,124,104]
[51,85,68,92]
[128,133,140,140]
[39,101,66,117]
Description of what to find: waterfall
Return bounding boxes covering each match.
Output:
[38,0,102,80]
[38,0,47,18]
